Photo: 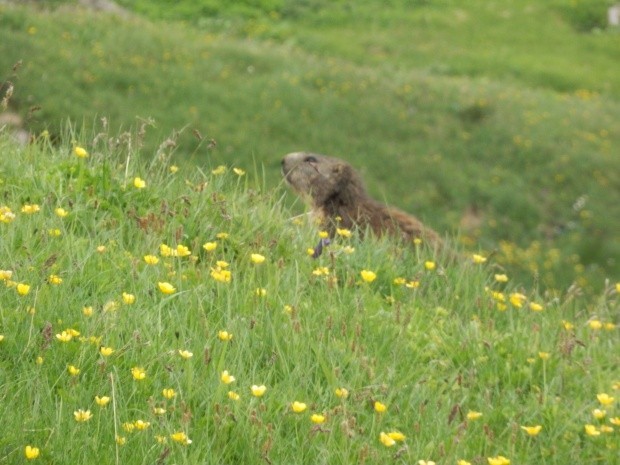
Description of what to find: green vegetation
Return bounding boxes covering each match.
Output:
[1,0,619,292]
[0,132,618,464]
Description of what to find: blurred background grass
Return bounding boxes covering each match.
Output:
[1,0,619,293]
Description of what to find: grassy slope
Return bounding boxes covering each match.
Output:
[0,133,618,464]
[0,1,619,293]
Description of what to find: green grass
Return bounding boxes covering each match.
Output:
[0,0,619,293]
[0,131,618,464]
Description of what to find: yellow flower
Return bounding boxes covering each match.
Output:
[0,270,13,280]
[374,401,387,413]
[131,366,146,381]
[360,270,377,283]
[472,254,487,264]
[584,424,600,436]
[379,432,396,447]
[122,422,135,432]
[250,253,266,264]
[203,242,217,252]
[210,268,232,283]
[342,245,355,254]
[115,436,126,445]
[312,266,330,276]
[494,274,509,283]
[255,287,267,297]
[133,177,146,189]
[176,244,191,257]
[393,277,406,285]
[610,417,620,426]
[604,322,616,331]
[424,261,436,271]
[387,431,406,441]
[160,244,173,257]
[228,391,240,401]
[170,431,192,445]
[457,461,472,465]
[36,356,43,365]
[306,248,316,256]
[55,207,69,217]
[48,228,61,237]
[144,254,159,265]
[178,349,193,359]
[599,425,614,433]
[74,146,88,158]
[597,393,614,406]
[466,410,482,420]
[310,413,326,424]
[134,420,150,430]
[336,228,352,238]
[220,370,235,384]
[538,352,551,360]
[562,320,574,331]
[216,232,229,240]
[21,204,40,214]
[418,461,436,465]
[67,365,80,376]
[615,282,620,293]
[509,292,526,308]
[218,330,233,342]
[24,445,40,460]
[251,385,267,397]
[96,245,106,253]
[56,331,73,342]
[73,409,93,422]
[406,280,420,289]
[413,237,422,246]
[16,283,30,296]
[335,387,349,399]
[291,401,307,413]
[529,302,544,312]
[487,456,510,465]
[588,319,603,330]
[592,409,606,420]
[95,395,110,407]
[233,167,245,176]
[122,292,136,304]
[520,425,542,436]
[153,407,166,415]
[318,231,329,239]
[100,346,114,357]
[158,281,176,295]
[162,388,176,399]
[212,165,226,175]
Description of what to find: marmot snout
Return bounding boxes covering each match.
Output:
[282,152,441,247]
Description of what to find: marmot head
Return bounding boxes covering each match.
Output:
[281,152,361,206]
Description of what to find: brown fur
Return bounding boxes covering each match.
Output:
[281,152,441,247]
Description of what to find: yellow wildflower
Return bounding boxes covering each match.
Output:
[21,204,40,214]
[529,302,544,312]
[203,241,217,252]
[24,445,40,460]
[424,261,436,271]
[487,456,510,465]
[387,431,406,441]
[122,292,135,304]
[374,401,387,413]
[73,409,93,422]
[379,432,396,447]
[133,177,146,189]
[494,274,509,283]
[251,385,267,397]
[56,331,73,342]
[538,352,551,360]
[509,292,526,308]
[310,413,326,424]
[134,420,150,430]
[472,254,487,264]
[95,396,110,407]
[360,270,377,283]
[336,228,352,238]
[67,365,80,376]
[218,330,233,342]
[16,283,30,296]
[100,346,114,357]
[597,393,614,406]
[250,253,266,264]
[178,349,193,359]
[170,431,191,445]
[291,401,307,413]
[158,281,176,295]
[589,320,603,330]
[144,254,159,265]
[55,207,69,217]
[520,425,542,436]
[162,388,176,399]
[211,165,226,175]
[592,409,606,420]
[335,387,349,399]
[228,391,240,401]
[74,146,88,158]
[467,410,482,420]
[585,424,600,436]
[131,366,146,381]
[233,167,245,176]
[220,370,235,384]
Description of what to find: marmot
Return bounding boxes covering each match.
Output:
[282,152,441,250]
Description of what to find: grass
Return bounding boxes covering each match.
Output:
[1,1,619,293]
[0,129,618,464]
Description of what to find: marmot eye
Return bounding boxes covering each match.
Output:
[304,155,318,163]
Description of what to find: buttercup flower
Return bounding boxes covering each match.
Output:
[538,352,551,360]
[228,391,240,401]
[133,177,146,189]
[387,431,406,441]
[467,410,482,420]
[379,432,396,447]
[218,330,233,342]
[597,393,614,406]
[589,320,603,330]
[310,413,326,424]
[233,168,245,176]
[374,401,387,413]
[255,288,267,297]
[100,346,114,357]
[122,292,136,304]
[153,407,166,415]
[220,370,235,384]
[24,445,40,460]
[360,270,377,283]
[487,456,510,465]
[170,165,179,174]
[211,165,226,175]
[131,366,146,381]
[457,461,472,465]
[74,146,88,158]
[56,331,73,342]
[529,302,544,312]
[291,401,307,413]
[585,424,600,436]
[95,395,110,407]
[424,261,436,271]
[162,388,176,399]
[494,274,509,283]
[67,365,80,376]
[509,293,526,308]
[178,349,193,359]
[0,270,12,281]
[336,228,352,238]
[16,283,30,296]
[144,254,159,265]
[83,306,94,316]
[472,254,487,264]
[134,420,150,430]
[203,242,217,252]
[115,436,126,445]
[158,282,176,295]
[251,253,266,264]
[21,204,40,214]
[520,425,542,436]
[251,385,267,397]
[170,431,192,445]
[335,387,349,399]
[55,207,69,217]
[592,409,606,419]
[74,409,93,422]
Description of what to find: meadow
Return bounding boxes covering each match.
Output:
[0,0,619,293]
[0,128,618,464]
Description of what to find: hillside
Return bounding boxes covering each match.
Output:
[0,0,619,292]
[0,133,618,464]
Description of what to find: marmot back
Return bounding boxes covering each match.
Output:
[281,152,441,247]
